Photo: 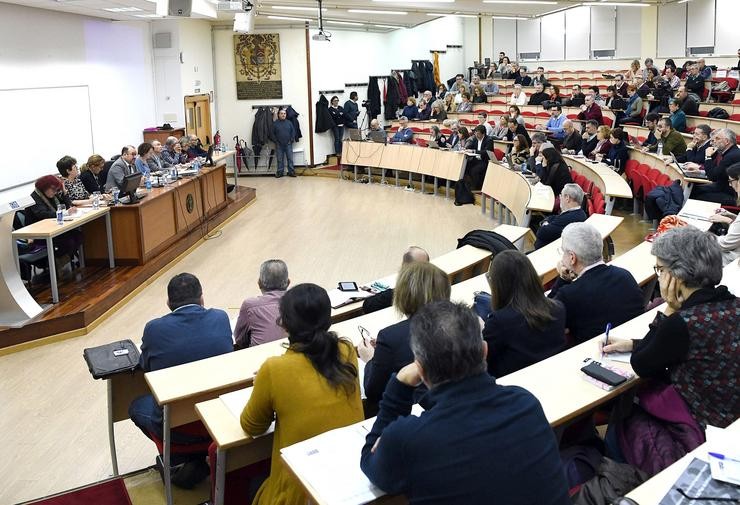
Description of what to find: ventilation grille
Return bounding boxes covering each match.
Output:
[519,52,540,60]
[593,49,615,58]
[688,46,714,56]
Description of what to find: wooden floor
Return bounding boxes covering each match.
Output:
[0,187,256,350]
[1,175,649,505]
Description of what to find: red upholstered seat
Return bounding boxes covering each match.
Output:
[416,138,428,147]
[493,148,505,161]
[730,113,740,122]
[149,421,212,456]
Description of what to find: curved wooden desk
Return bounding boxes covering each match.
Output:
[341,140,467,196]
[563,155,633,214]
[480,161,554,227]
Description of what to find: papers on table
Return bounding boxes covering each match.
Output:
[722,259,740,296]
[328,288,373,309]
[280,404,424,505]
[603,352,631,364]
[220,388,275,437]
[706,425,740,486]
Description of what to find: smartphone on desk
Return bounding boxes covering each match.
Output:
[581,359,628,387]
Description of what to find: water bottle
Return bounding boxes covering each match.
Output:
[56,205,64,225]
[112,188,120,205]
[92,191,100,209]
[194,160,201,173]
[145,174,152,191]
[657,140,664,155]
[521,162,527,173]
[220,142,226,152]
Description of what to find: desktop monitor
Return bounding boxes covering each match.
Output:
[120,172,143,204]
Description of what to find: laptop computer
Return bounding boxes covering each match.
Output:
[428,140,441,149]
[367,130,387,144]
[671,152,708,179]
[348,128,363,141]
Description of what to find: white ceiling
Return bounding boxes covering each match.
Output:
[1,0,663,32]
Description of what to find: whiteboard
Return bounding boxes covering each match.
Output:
[687,0,715,49]
[657,3,687,58]
[0,86,94,192]
[540,11,565,61]
[616,6,641,58]
[715,0,740,55]
[590,6,616,51]
[492,19,517,62]
[566,6,590,60]
[517,19,541,55]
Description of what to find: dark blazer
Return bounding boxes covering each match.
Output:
[483,302,566,378]
[563,130,583,153]
[361,373,571,505]
[680,140,710,165]
[314,94,334,133]
[679,95,699,117]
[472,135,495,163]
[362,289,394,315]
[139,305,233,372]
[529,92,550,106]
[581,135,598,158]
[26,189,73,225]
[693,144,740,204]
[80,169,106,195]
[343,100,360,128]
[549,264,644,345]
[363,318,414,406]
[604,141,629,173]
[505,124,531,147]
[535,208,587,249]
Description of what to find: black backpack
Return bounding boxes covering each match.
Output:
[706,107,730,119]
[456,230,517,256]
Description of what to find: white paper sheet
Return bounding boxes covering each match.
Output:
[220,388,275,437]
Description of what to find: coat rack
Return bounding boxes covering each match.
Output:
[345,82,369,87]
[319,89,344,94]
[430,49,447,54]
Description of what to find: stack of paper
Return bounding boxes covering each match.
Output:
[328,288,373,309]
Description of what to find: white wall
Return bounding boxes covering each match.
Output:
[0,3,156,199]
[212,27,311,164]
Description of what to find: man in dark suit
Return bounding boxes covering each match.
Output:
[360,301,571,505]
[362,246,429,315]
[104,145,136,191]
[548,223,644,345]
[691,128,740,205]
[580,120,600,158]
[467,125,494,190]
[561,120,583,154]
[535,184,587,249]
[343,91,360,129]
[129,273,232,487]
[680,124,712,167]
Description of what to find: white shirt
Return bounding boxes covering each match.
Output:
[577,260,606,279]
[510,92,526,106]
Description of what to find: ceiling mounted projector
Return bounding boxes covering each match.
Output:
[312,32,329,41]
[313,0,331,41]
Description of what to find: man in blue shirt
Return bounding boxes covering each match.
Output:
[538,104,567,141]
[272,108,297,178]
[390,116,414,143]
[129,273,232,488]
[361,300,570,505]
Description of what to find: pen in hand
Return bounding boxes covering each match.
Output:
[602,323,612,359]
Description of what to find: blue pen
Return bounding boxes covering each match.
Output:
[602,323,612,359]
[709,452,740,462]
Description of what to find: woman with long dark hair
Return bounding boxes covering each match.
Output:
[240,283,363,505]
[481,251,566,377]
[538,147,573,204]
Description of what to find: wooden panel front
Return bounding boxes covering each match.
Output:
[174,179,204,232]
[200,166,227,217]
[143,127,185,145]
[141,192,177,255]
[83,206,142,264]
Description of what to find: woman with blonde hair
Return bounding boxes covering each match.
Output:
[589,125,613,160]
[79,154,108,194]
[358,262,451,413]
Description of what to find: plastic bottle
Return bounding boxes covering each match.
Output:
[112,188,120,206]
[521,162,528,173]
[657,140,664,155]
[145,174,152,191]
[56,205,64,225]
[92,191,100,209]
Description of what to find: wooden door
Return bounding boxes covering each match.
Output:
[184,94,212,146]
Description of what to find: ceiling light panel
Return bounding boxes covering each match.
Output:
[348,9,407,14]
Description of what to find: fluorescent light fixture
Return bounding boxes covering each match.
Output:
[375,0,452,2]
[374,24,401,28]
[326,20,364,25]
[482,1,556,4]
[426,13,477,17]
[348,9,407,15]
[582,2,649,5]
[677,0,690,3]
[103,6,142,12]
[267,15,311,21]
[492,15,528,19]
[271,5,327,11]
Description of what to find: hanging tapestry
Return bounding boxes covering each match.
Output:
[234,33,283,100]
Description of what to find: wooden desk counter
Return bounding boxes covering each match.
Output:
[82,164,227,265]
[564,155,633,209]
[481,162,554,227]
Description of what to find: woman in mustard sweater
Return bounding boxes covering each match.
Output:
[240,283,363,504]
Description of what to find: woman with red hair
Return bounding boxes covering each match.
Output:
[25,174,83,267]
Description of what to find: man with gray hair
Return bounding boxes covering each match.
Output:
[360,300,570,504]
[534,183,587,249]
[691,127,740,205]
[548,222,644,344]
[390,116,414,144]
[161,136,183,166]
[147,139,173,173]
[363,246,429,315]
[233,259,290,349]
